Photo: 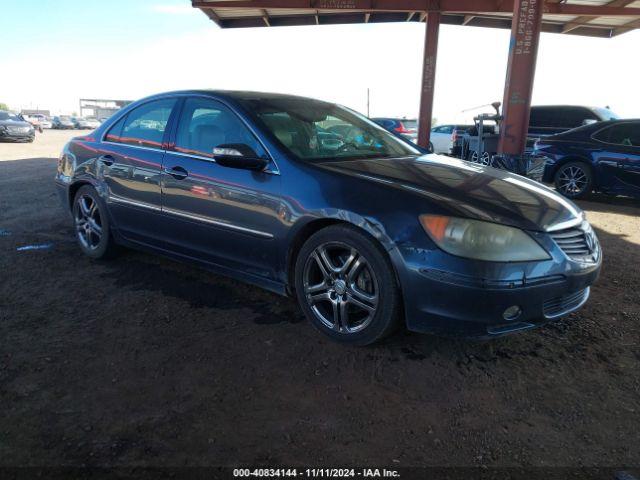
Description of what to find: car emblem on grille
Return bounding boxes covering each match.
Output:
[584,231,595,253]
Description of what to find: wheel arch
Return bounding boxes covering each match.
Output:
[67,180,99,212]
[284,215,401,297]
[551,155,594,180]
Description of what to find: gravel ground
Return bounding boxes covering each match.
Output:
[1,131,639,471]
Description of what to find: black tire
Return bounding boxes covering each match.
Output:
[72,185,117,259]
[294,225,401,346]
[428,142,434,154]
[554,161,593,199]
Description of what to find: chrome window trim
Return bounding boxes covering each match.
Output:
[162,207,274,239]
[102,140,165,153]
[165,149,279,175]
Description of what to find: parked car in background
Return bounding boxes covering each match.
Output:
[55,90,601,345]
[535,119,640,199]
[52,116,76,129]
[31,114,52,129]
[371,118,418,144]
[527,105,619,149]
[431,124,473,154]
[72,117,101,129]
[455,105,620,163]
[21,114,44,133]
[0,110,36,142]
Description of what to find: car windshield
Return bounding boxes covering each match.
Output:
[240,97,421,161]
[403,120,418,130]
[592,107,619,121]
[0,111,22,121]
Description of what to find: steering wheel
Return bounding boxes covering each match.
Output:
[335,140,361,153]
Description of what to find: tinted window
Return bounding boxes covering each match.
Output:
[174,97,265,159]
[108,99,175,149]
[562,107,597,128]
[529,107,555,128]
[608,123,640,147]
[105,115,127,143]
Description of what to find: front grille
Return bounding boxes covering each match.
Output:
[7,126,30,134]
[549,223,599,262]
[543,287,589,319]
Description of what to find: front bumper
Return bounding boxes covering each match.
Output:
[393,231,601,338]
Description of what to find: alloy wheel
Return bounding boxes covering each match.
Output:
[557,165,588,196]
[302,242,379,334]
[75,194,103,250]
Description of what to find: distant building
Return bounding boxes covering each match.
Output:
[79,98,132,121]
[21,109,51,117]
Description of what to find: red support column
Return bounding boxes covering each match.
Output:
[417,12,440,150]
[498,0,544,155]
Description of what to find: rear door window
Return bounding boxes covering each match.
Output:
[107,98,176,149]
[608,123,640,147]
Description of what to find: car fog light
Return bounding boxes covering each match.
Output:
[503,305,522,321]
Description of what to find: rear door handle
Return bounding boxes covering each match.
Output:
[99,154,114,166]
[164,166,188,180]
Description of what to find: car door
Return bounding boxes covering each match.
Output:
[594,122,640,193]
[99,97,177,243]
[159,96,283,281]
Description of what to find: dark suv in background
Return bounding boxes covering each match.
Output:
[527,105,619,148]
[455,105,620,162]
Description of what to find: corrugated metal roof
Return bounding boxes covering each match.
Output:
[193,0,640,37]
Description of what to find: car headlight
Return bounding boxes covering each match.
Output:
[419,215,550,262]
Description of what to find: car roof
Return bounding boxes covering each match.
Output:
[146,89,334,104]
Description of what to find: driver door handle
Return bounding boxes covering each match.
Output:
[164,166,188,180]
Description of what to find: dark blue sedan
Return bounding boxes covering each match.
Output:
[535,119,640,199]
[55,91,601,345]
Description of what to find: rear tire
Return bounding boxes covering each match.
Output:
[294,225,401,346]
[72,185,117,259]
[554,161,593,199]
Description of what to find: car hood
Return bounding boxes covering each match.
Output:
[317,154,583,232]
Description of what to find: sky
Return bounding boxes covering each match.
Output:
[1,0,639,123]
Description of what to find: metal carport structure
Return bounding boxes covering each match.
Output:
[192,0,640,156]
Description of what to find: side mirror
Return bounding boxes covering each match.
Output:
[213,144,270,171]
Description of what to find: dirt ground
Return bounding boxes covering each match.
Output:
[1,131,639,471]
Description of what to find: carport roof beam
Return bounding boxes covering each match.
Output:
[192,0,640,37]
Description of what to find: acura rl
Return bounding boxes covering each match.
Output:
[55,91,602,345]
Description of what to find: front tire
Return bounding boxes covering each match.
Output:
[554,161,593,199]
[72,185,116,259]
[294,225,401,346]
